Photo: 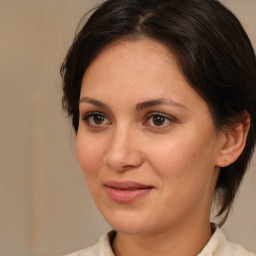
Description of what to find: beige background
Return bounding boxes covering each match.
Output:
[0,1,255,256]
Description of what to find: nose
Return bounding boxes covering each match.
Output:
[103,126,143,172]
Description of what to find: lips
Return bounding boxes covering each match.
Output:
[104,181,154,203]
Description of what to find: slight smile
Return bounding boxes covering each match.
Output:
[104,181,154,204]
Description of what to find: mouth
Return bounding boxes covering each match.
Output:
[104,181,154,203]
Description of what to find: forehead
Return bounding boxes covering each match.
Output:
[93,38,177,64]
[80,38,215,131]
[81,39,186,96]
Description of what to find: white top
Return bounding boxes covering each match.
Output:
[64,228,255,256]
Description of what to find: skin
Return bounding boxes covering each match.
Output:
[76,39,229,256]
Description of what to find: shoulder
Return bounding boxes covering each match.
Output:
[199,226,255,256]
[63,231,115,256]
[215,228,255,256]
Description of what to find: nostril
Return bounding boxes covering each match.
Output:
[103,131,143,171]
[104,150,143,172]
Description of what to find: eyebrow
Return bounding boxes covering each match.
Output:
[135,98,188,111]
[79,97,187,111]
[79,97,109,109]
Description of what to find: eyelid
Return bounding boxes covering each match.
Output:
[81,111,111,127]
[80,111,175,128]
[145,112,176,121]
[81,111,107,120]
[143,112,176,127]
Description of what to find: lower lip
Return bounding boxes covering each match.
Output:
[105,186,153,203]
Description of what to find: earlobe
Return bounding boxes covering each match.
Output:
[216,113,250,167]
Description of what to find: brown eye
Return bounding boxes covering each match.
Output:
[93,115,105,125]
[152,116,166,126]
[144,113,174,128]
[82,112,110,127]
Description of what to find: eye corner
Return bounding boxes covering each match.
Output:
[143,112,176,128]
[80,111,111,129]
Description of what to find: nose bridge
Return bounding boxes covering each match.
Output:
[104,123,142,171]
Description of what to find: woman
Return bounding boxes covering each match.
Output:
[61,0,256,255]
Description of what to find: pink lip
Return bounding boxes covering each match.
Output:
[104,181,154,203]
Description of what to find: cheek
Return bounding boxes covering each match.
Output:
[76,133,105,180]
[146,129,216,189]
[147,138,216,219]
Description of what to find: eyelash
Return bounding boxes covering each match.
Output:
[81,112,110,128]
[144,112,175,128]
[81,111,175,129]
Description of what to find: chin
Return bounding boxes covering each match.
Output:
[101,209,153,234]
[109,220,151,235]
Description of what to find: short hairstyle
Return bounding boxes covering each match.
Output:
[61,0,256,225]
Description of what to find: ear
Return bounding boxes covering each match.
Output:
[216,112,250,167]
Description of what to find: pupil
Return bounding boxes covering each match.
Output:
[153,116,164,126]
[94,115,104,124]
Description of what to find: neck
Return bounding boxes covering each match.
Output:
[112,219,213,256]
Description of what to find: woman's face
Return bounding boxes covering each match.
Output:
[76,39,223,235]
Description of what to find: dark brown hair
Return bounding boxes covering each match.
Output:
[61,0,256,225]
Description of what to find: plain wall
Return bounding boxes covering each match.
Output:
[0,1,255,255]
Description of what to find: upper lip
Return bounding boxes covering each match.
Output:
[104,180,154,190]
